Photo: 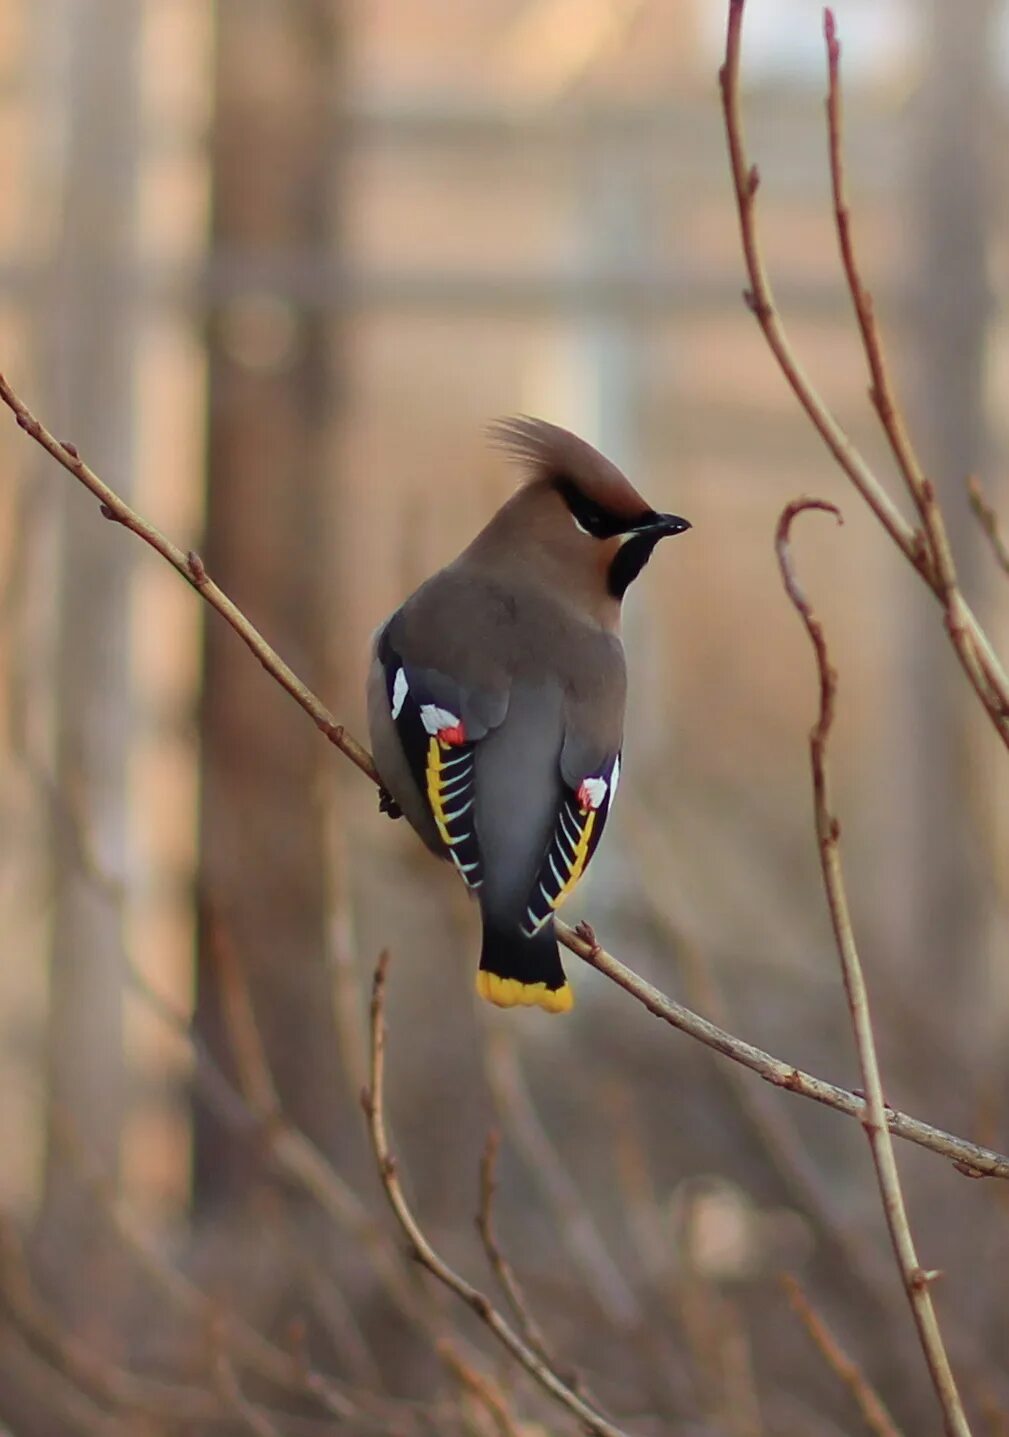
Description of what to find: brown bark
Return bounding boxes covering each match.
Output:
[194,0,344,1206]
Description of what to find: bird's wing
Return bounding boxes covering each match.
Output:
[519,743,621,937]
[375,624,509,891]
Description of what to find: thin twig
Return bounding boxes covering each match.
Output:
[436,1340,524,1437]
[0,1219,223,1426]
[0,372,380,785]
[780,1273,904,1437]
[823,9,930,526]
[208,907,438,1336]
[475,1133,603,1411]
[3,371,1008,1183]
[823,9,1009,730]
[484,1033,640,1326]
[362,952,632,1437]
[50,1115,363,1426]
[967,475,1009,578]
[43,749,436,1353]
[776,498,971,1437]
[0,1324,129,1437]
[718,7,918,568]
[718,3,1009,747]
[211,1346,286,1437]
[476,1131,555,1365]
[621,802,909,1323]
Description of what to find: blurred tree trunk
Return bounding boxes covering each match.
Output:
[194,0,344,1207]
[887,0,997,1028]
[39,0,139,1258]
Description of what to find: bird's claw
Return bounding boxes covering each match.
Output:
[378,786,403,820]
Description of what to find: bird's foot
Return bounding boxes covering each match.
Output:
[574,919,601,957]
[378,786,403,820]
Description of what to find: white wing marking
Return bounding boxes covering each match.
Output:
[391,667,409,720]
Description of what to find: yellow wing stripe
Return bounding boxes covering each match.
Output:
[551,807,596,911]
[426,736,454,847]
[426,736,481,891]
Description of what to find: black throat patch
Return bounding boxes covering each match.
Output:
[607,532,664,598]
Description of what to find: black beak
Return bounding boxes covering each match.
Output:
[652,512,691,537]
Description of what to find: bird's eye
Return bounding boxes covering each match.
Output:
[572,509,606,538]
[556,477,618,539]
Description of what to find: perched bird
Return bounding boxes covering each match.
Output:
[367,418,690,1013]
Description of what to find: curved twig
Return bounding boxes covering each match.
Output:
[776,498,971,1437]
[362,952,632,1437]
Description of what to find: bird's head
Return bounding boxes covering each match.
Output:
[489,416,691,601]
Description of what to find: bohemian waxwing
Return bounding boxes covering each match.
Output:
[367,418,690,1013]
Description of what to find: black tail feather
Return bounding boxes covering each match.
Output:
[476,918,573,1013]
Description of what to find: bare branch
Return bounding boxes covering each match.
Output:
[823,10,1009,731]
[776,498,971,1437]
[719,2,1009,747]
[476,1131,555,1364]
[50,1115,363,1425]
[0,372,381,785]
[559,916,1009,1179]
[0,1218,222,1426]
[967,475,1009,578]
[362,952,632,1437]
[211,1347,286,1437]
[207,910,439,1339]
[484,1032,640,1326]
[436,1339,524,1437]
[718,6,919,568]
[823,9,929,527]
[780,1273,905,1437]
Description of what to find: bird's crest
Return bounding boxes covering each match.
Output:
[489,415,646,519]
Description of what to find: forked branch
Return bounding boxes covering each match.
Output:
[720,0,1009,747]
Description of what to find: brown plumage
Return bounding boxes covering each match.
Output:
[367,417,690,1013]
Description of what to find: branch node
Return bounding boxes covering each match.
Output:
[742,288,771,321]
[574,919,602,958]
[61,440,80,459]
[186,549,208,585]
[952,1160,988,1180]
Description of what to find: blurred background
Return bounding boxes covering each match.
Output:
[1,0,1009,1431]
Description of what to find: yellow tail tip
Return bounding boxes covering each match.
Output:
[476,971,574,1014]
